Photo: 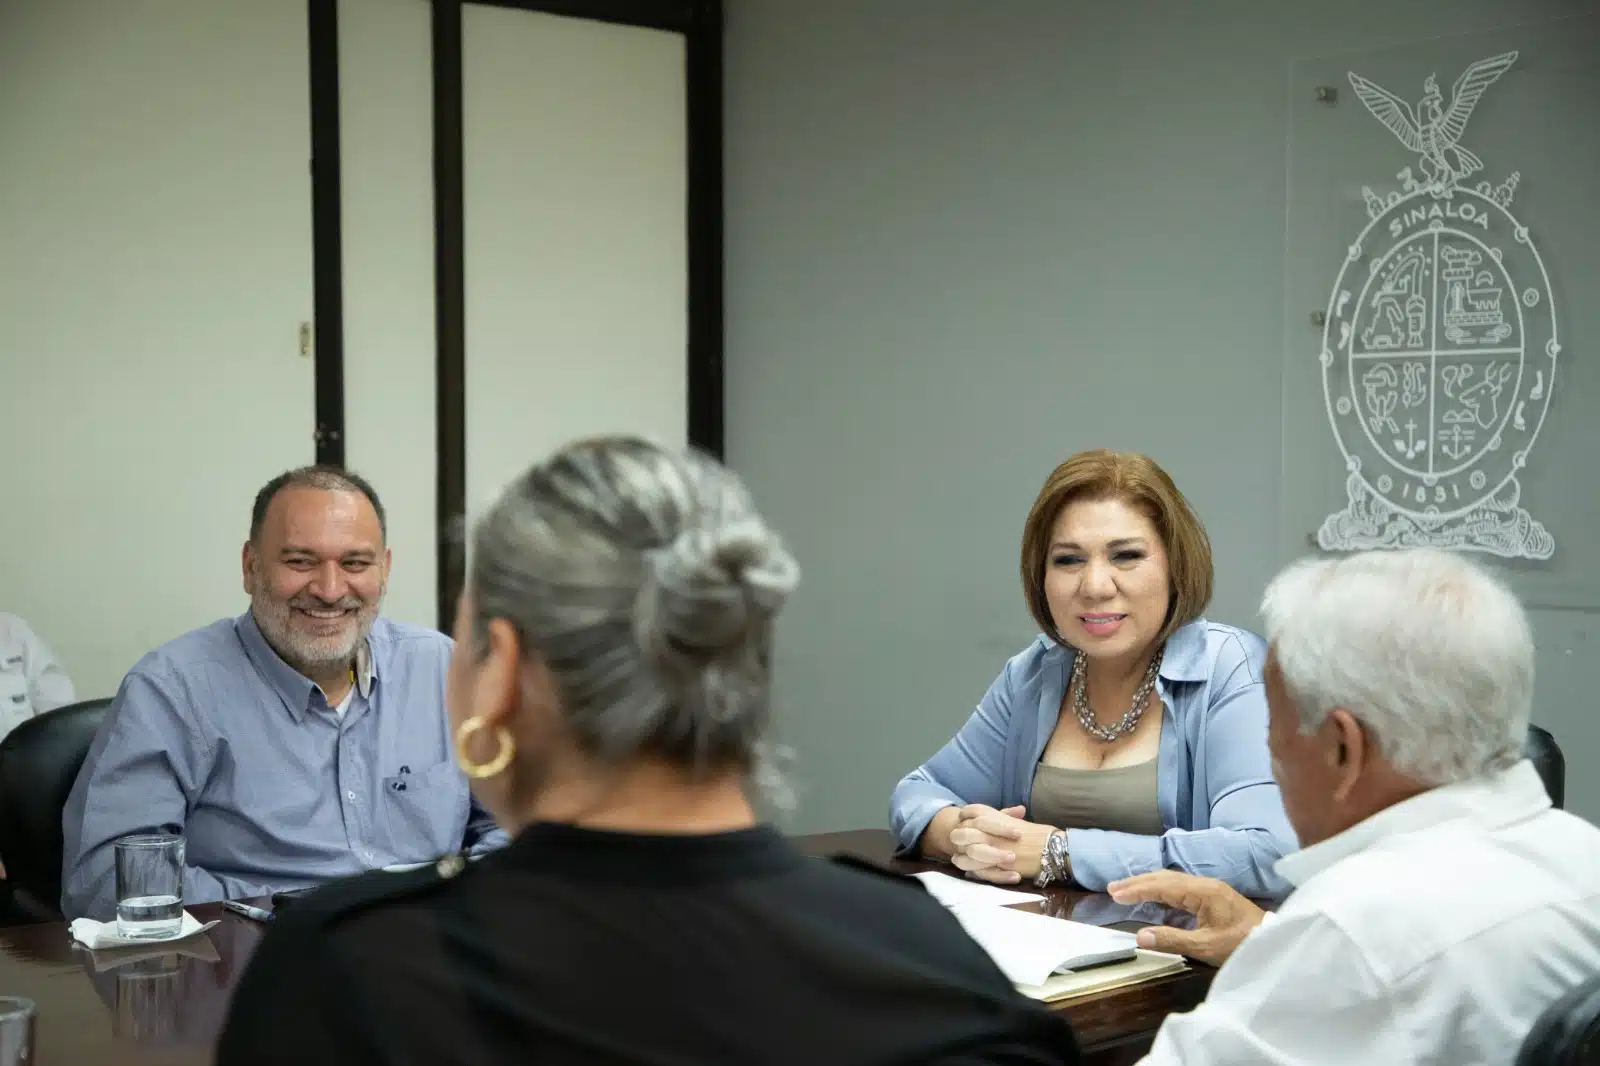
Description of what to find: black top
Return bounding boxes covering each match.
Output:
[216,824,1081,1066]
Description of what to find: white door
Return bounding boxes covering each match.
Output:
[460,5,689,521]
[338,0,439,630]
[0,1,316,698]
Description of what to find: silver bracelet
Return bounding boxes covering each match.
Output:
[1034,830,1069,887]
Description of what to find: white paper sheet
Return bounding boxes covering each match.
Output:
[945,903,1138,986]
[911,871,1045,908]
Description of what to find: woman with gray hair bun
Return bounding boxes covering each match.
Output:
[465,439,802,790]
[218,436,1081,1066]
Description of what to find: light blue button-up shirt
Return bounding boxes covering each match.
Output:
[889,620,1298,899]
[62,612,507,919]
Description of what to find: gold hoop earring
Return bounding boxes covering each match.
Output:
[455,716,515,779]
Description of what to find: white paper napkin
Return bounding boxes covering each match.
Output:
[84,936,222,972]
[69,911,218,951]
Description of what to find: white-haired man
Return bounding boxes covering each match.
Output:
[1109,548,1600,1064]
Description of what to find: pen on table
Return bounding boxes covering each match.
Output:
[223,900,274,923]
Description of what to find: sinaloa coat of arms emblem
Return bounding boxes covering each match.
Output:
[1316,50,1561,560]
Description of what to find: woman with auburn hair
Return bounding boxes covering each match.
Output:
[890,450,1296,898]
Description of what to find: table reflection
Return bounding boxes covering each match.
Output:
[79,913,261,1051]
[111,954,184,1042]
[1054,893,1199,932]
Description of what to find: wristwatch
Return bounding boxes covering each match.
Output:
[1034,830,1070,887]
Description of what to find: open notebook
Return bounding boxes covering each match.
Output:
[944,901,1141,985]
[913,871,1188,1002]
[1017,950,1188,1003]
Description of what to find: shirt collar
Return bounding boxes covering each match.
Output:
[1156,619,1210,682]
[500,823,803,884]
[236,610,377,722]
[354,640,375,698]
[1275,759,1551,888]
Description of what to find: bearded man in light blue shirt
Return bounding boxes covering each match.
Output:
[62,466,506,920]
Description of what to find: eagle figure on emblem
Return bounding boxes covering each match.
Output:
[1348,51,1518,193]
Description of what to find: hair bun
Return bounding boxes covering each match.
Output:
[633,519,799,678]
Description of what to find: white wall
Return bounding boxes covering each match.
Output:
[0,0,694,694]
[0,0,315,698]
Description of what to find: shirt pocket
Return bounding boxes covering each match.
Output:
[0,672,33,739]
[379,760,467,855]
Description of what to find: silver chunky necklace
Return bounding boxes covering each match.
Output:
[1071,647,1163,742]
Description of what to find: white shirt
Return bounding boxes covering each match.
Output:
[0,613,76,739]
[1141,760,1600,1066]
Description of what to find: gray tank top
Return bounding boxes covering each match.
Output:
[1028,758,1164,836]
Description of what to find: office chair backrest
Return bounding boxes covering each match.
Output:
[0,698,111,919]
[1516,974,1600,1065]
[1525,724,1566,810]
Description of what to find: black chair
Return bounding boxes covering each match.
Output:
[1516,975,1600,1065]
[0,698,111,920]
[1525,724,1566,810]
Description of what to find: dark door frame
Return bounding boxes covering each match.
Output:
[306,0,724,630]
[307,0,345,467]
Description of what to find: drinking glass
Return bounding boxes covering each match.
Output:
[0,997,35,1066]
[115,834,185,939]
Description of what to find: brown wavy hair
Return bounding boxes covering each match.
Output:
[1020,450,1213,648]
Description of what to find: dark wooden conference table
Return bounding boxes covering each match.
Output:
[0,829,1212,1065]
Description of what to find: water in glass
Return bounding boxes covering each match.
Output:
[114,833,185,939]
[117,894,183,938]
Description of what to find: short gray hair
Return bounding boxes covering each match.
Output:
[468,436,799,776]
[1260,548,1531,786]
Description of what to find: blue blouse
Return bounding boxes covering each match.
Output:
[889,620,1298,898]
